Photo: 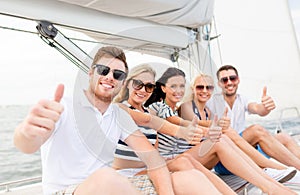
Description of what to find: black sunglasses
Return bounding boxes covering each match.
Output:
[132,79,156,93]
[195,85,214,91]
[92,64,127,81]
[220,75,238,84]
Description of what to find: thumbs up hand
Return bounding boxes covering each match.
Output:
[181,116,205,145]
[208,115,222,143]
[218,107,231,131]
[261,86,276,111]
[20,84,65,140]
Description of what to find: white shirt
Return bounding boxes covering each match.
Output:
[41,91,138,195]
[206,93,250,134]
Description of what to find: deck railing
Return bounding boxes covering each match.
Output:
[0,176,42,192]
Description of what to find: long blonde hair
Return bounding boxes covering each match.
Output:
[183,74,214,102]
[114,64,156,103]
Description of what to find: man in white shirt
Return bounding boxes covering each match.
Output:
[14,46,175,195]
[207,64,300,171]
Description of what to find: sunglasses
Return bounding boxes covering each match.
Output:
[132,79,156,93]
[219,75,238,84]
[195,85,214,91]
[92,64,127,81]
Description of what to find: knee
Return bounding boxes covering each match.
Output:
[249,124,270,138]
[172,169,205,180]
[172,155,194,170]
[275,132,292,144]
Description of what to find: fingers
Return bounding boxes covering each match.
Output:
[208,126,222,142]
[261,87,276,111]
[262,98,276,110]
[223,107,228,117]
[187,130,204,144]
[217,108,231,130]
[262,86,267,98]
[191,115,198,127]
[211,114,218,127]
[21,120,53,139]
[54,84,64,103]
[183,123,205,144]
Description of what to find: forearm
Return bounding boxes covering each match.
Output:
[139,150,174,195]
[148,166,174,195]
[166,116,190,127]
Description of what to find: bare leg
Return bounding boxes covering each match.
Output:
[172,169,222,195]
[184,135,296,195]
[167,155,235,195]
[75,167,140,195]
[243,125,300,170]
[275,132,300,159]
[224,128,286,169]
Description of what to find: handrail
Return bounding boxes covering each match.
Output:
[0,176,42,192]
[276,107,300,133]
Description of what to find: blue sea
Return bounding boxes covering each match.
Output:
[0,105,299,185]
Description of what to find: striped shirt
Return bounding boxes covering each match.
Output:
[114,101,157,161]
[149,101,192,158]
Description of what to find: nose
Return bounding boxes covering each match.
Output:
[140,86,146,92]
[226,78,233,84]
[105,71,114,81]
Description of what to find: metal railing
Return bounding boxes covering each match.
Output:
[0,176,42,192]
[276,107,300,135]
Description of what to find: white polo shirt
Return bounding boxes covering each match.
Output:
[206,93,250,134]
[41,91,138,195]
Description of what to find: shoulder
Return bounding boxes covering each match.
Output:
[236,94,249,104]
[211,93,223,101]
[180,101,192,110]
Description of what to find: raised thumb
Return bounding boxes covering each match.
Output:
[54,84,64,102]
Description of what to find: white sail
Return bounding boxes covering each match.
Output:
[209,0,300,120]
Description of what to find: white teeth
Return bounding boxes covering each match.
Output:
[136,93,145,98]
[102,83,113,89]
[227,86,234,90]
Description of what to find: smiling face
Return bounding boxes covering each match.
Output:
[218,69,240,97]
[89,56,126,102]
[127,72,155,107]
[193,76,214,103]
[162,75,186,106]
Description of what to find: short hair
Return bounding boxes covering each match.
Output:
[92,46,128,73]
[216,65,238,79]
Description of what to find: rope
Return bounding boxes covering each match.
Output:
[0,25,38,35]
[213,16,223,65]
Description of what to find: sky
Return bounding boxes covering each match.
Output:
[0,0,299,105]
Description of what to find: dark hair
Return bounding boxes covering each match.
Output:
[92,46,128,73]
[144,67,185,107]
[216,65,238,80]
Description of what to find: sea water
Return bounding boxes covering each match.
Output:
[0,105,299,184]
[0,105,41,183]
